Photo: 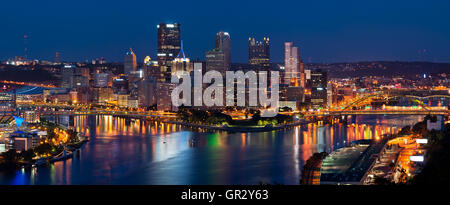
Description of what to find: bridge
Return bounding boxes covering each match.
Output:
[4,85,450,119]
[339,90,450,111]
[304,109,448,117]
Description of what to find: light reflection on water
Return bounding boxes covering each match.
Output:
[0,115,423,185]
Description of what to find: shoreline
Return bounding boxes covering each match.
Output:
[167,119,312,132]
[0,122,89,171]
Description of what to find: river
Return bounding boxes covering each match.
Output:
[0,115,424,185]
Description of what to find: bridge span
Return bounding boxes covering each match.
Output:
[303,109,448,117]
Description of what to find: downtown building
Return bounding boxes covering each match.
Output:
[143,56,164,82]
[138,77,157,109]
[205,31,231,76]
[93,72,114,105]
[281,42,307,110]
[310,69,328,109]
[248,37,270,71]
[124,48,137,75]
[284,42,305,87]
[157,23,181,82]
[171,41,193,76]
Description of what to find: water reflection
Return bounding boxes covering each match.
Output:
[0,115,423,185]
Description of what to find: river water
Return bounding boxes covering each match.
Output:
[0,115,424,185]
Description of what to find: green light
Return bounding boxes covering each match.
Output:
[208,133,220,147]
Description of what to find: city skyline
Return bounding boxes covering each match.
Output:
[1,0,450,63]
[1,0,450,201]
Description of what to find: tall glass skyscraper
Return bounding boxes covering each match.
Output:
[157,23,181,65]
[215,31,231,71]
[284,42,300,86]
[124,48,137,75]
[206,31,231,75]
[157,23,181,81]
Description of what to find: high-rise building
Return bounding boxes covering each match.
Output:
[284,42,300,86]
[128,70,144,101]
[310,70,328,109]
[205,49,226,74]
[215,31,231,70]
[284,42,306,87]
[124,48,137,75]
[299,61,306,88]
[143,56,164,82]
[156,82,176,111]
[157,23,181,81]
[205,31,230,75]
[94,72,109,88]
[248,37,270,71]
[138,77,157,109]
[61,65,76,89]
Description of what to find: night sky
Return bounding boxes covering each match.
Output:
[1,0,450,63]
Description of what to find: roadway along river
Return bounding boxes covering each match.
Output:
[0,115,424,185]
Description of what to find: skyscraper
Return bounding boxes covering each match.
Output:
[248,37,270,71]
[284,42,306,87]
[138,77,157,109]
[61,65,76,89]
[205,31,230,76]
[284,42,300,86]
[157,23,181,81]
[143,56,164,82]
[124,48,137,75]
[215,31,231,71]
[310,69,328,109]
[205,49,226,75]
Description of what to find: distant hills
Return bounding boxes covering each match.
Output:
[231,61,450,78]
[0,61,448,83]
[305,61,450,78]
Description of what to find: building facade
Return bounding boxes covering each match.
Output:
[284,42,300,86]
[157,23,181,82]
[248,37,270,71]
[124,48,137,75]
[215,31,231,71]
[310,70,328,109]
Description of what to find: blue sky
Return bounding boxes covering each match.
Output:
[1,0,450,63]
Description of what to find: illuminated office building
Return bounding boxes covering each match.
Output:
[215,31,231,71]
[143,56,164,82]
[205,49,226,74]
[124,48,137,75]
[284,42,300,86]
[284,42,306,88]
[171,41,192,77]
[310,70,328,109]
[248,37,270,71]
[157,23,181,81]
[205,31,231,75]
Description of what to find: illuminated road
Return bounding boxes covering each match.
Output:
[39,110,177,118]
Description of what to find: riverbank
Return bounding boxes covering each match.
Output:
[0,121,89,171]
[167,119,311,132]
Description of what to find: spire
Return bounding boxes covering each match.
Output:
[126,48,134,55]
[176,40,186,59]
